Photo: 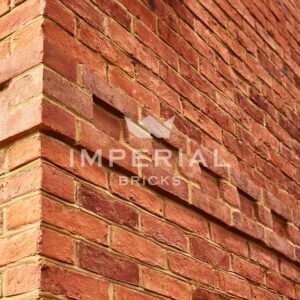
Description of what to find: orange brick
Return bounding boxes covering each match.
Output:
[111,226,167,268]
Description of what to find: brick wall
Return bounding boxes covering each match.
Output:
[0,0,300,299]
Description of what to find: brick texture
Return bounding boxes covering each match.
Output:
[0,0,300,299]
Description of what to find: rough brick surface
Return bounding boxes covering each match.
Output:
[0,0,300,299]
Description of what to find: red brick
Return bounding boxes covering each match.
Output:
[169,252,214,285]
[141,267,191,300]
[41,265,109,300]
[13,17,43,52]
[0,165,41,204]
[109,66,160,114]
[190,236,230,270]
[249,242,278,270]
[165,200,209,236]
[77,21,134,76]
[41,163,74,202]
[6,196,41,230]
[0,229,40,266]
[60,0,104,32]
[135,64,181,109]
[192,187,232,225]
[8,134,41,171]
[118,0,156,31]
[266,271,295,298]
[40,135,107,187]
[3,264,40,296]
[210,223,248,257]
[108,19,158,73]
[135,20,178,70]
[40,227,74,263]
[232,255,265,283]
[93,0,131,30]
[79,184,138,229]
[111,226,167,268]
[252,286,281,300]
[44,0,75,33]
[159,21,198,68]
[41,196,107,244]
[82,66,138,120]
[109,173,164,216]
[114,285,158,300]
[79,242,139,284]
[215,270,252,299]
[43,68,93,119]
[0,0,44,40]
[193,287,230,300]
[141,214,187,251]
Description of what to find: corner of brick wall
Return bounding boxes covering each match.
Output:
[0,0,300,299]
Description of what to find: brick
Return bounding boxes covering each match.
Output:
[114,285,158,300]
[210,223,248,256]
[266,271,295,298]
[108,19,158,73]
[280,260,300,283]
[44,0,75,33]
[41,196,107,244]
[40,135,107,187]
[249,242,278,270]
[77,21,134,76]
[193,287,230,300]
[111,226,167,268]
[169,252,214,285]
[93,0,131,30]
[118,0,156,31]
[6,196,41,230]
[79,242,139,284]
[109,173,164,216]
[79,184,138,229]
[0,165,41,204]
[41,265,109,300]
[190,236,230,269]
[232,211,264,240]
[165,200,209,236]
[135,20,178,70]
[141,214,187,251]
[192,187,232,225]
[82,67,138,120]
[40,227,74,263]
[215,270,252,299]
[219,181,240,207]
[43,68,93,119]
[232,255,264,283]
[79,121,137,175]
[41,163,74,202]
[135,64,181,110]
[0,0,44,40]
[3,264,40,296]
[109,66,160,114]
[141,267,190,300]
[43,19,106,79]
[60,0,104,32]
[252,286,281,300]
[0,229,40,266]
[8,134,41,171]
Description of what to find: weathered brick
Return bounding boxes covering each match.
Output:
[79,242,139,284]
[111,226,167,268]
[41,265,109,300]
[141,267,190,300]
